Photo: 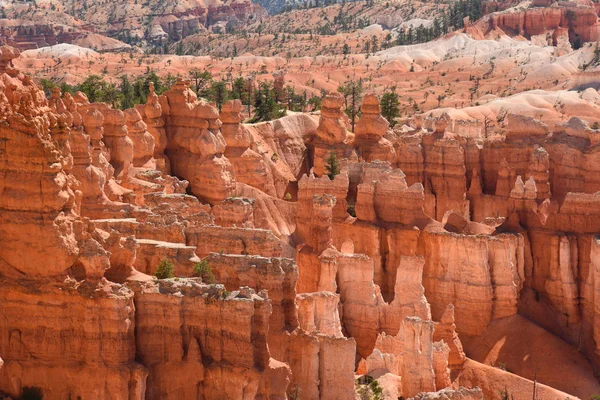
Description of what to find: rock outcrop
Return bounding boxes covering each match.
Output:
[310,92,354,176]
[475,2,600,45]
[354,93,396,163]
[221,99,275,195]
[131,279,289,399]
[137,82,170,173]
[162,79,236,204]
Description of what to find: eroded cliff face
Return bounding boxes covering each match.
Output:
[292,91,600,398]
[131,279,288,400]
[471,1,600,46]
[0,45,290,400]
[2,42,600,399]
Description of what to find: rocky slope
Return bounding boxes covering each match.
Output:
[0,0,266,48]
[177,0,452,57]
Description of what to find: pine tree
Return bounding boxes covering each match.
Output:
[120,75,135,110]
[252,82,284,122]
[338,78,363,132]
[175,42,185,56]
[232,77,246,100]
[325,151,340,180]
[189,68,212,96]
[193,259,215,283]
[380,89,400,127]
[77,75,106,103]
[209,80,228,112]
[308,96,322,111]
[101,83,120,109]
[285,85,295,111]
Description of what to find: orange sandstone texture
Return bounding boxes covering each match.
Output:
[2,42,600,400]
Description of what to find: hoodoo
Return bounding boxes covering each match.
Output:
[3,0,600,397]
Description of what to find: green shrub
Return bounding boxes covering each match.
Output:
[325,151,340,180]
[356,376,382,400]
[155,258,174,279]
[193,259,215,284]
[347,204,356,218]
[21,386,44,400]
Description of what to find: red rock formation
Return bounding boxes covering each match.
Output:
[96,105,134,180]
[212,196,255,228]
[0,59,81,277]
[205,253,298,353]
[0,279,147,399]
[434,305,467,369]
[476,2,600,44]
[354,93,396,163]
[355,161,428,225]
[0,45,299,400]
[298,171,349,222]
[0,23,104,51]
[368,317,437,397]
[380,255,431,335]
[0,46,149,399]
[411,387,484,399]
[310,92,354,176]
[137,82,170,173]
[5,42,600,399]
[162,79,235,204]
[296,291,343,337]
[130,278,289,399]
[421,229,525,336]
[221,99,275,195]
[125,108,154,167]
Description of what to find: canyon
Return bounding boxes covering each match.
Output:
[1,39,600,398]
[2,0,600,398]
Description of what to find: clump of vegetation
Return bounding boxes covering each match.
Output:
[347,203,356,217]
[356,376,383,400]
[288,384,302,400]
[21,386,44,400]
[395,0,483,46]
[193,259,215,283]
[250,82,286,122]
[155,258,174,279]
[338,78,363,132]
[380,88,400,127]
[39,70,169,110]
[325,151,340,180]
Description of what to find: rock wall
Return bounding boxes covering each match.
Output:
[292,91,600,398]
[474,2,600,44]
[0,45,292,400]
[131,279,288,399]
[3,48,600,399]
